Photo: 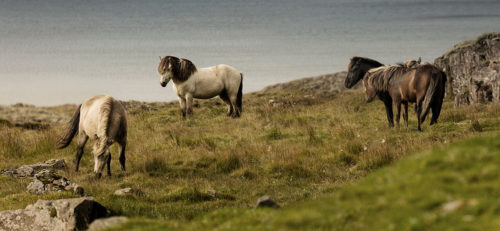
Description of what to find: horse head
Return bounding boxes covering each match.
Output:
[345,57,383,89]
[158,56,197,87]
[158,56,176,87]
[92,138,111,178]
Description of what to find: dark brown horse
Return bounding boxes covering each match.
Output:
[345,57,395,126]
[345,56,446,131]
[362,62,447,131]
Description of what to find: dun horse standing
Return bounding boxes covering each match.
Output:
[157,56,243,118]
[362,62,447,131]
[58,95,127,178]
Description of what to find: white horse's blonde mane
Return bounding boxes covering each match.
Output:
[95,96,114,155]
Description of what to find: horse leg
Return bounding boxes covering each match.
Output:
[186,94,194,115]
[416,100,423,132]
[229,94,240,118]
[394,100,401,128]
[118,140,126,171]
[382,97,394,127]
[178,97,187,119]
[219,90,233,116]
[403,102,409,128]
[106,151,111,177]
[75,132,88,172]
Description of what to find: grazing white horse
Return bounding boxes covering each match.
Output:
[58,95,127,178]
[157,56,243,118]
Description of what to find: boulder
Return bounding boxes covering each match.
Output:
[256,195,280,209]
[435,33,500,106]
[26,169,84,196]
[1,159,67,178]
[0,197,108,231]
[87,216,129,231]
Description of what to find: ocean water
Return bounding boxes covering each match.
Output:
[0,0,499,105]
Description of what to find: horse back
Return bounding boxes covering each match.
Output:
[80,95,126,142]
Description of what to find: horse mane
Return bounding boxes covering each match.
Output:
[95,96,114,155]
[347,56,384,71]
[158,56,197,82]
[366,63,412,91]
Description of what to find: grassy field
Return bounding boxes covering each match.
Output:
[109,133,500,231]
[1,82,499,229]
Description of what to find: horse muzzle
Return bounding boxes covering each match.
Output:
[160,82,167,87]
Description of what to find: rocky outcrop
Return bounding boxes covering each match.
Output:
[26,169,84,196]
[1,159,67,178]
[435,33,500,107]
[2,159,84,196]
[0,197,108,231]
[262,72,351,96]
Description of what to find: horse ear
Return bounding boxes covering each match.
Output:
[159,56,162,61]
[417,57,421,64]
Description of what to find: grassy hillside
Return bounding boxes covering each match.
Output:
[1,77,499,229]
[109,133,500,230]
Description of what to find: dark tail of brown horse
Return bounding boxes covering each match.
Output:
[236,73,243,113]
[57,104,81,149]
[421,70,442,123]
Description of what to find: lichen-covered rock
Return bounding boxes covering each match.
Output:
[87,216,129,231]
[1,159,67,178]
[0,197,108,231]
[26,169,84,196]
[435,33,500,107]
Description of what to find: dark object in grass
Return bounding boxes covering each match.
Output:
[256,195,280,209]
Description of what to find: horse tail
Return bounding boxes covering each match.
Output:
[236,73,243,112]
[57,104,81,149]
[95,96,114,155]
[421,70,440,122]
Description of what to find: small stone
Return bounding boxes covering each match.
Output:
[26,179,46,195]
[15,166,34,177]
[207,190,218,198]
[256,195,280,209]
[114,188,144,196]
[442,200,464,214]
[74,186,85,196]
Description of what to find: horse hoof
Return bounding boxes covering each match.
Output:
[95,173,102,179]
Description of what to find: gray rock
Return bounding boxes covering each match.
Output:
[88,216,129,231]
[26,169,84,196]
[435,33,500,107]
[207,189,218,198]
[256,195,280,209]
[0,197,108,231]
[114,187,144,196]
[1,159,67,178]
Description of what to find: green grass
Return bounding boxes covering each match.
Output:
[1,87,500,229]
[107,133,500,231]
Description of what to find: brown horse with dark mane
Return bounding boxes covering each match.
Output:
[363,62,446,131]
[345,56,446,131]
